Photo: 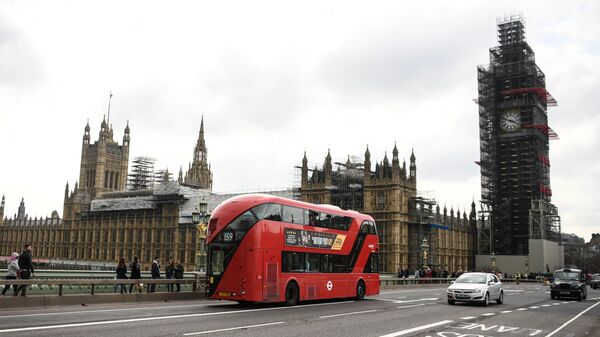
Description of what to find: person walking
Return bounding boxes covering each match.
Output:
[148,256,160,293]
[115,257,128,294]
[174,260,184,292]
[14,243,34,297]
[129,256,142,293]
[2,252,19,296]
[165,259,175,292]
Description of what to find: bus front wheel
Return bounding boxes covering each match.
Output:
[356,280,366,300]
[285,282,299,306]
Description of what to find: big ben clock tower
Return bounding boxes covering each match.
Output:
[477,16,561,258]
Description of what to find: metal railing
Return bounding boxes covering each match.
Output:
[0,270,205,296]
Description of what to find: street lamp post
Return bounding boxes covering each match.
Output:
[491,253,497,273]
[192,197,210,272]
[421,238,429,271]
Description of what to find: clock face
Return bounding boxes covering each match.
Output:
[500,110,521,132]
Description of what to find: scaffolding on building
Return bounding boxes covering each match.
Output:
[127,156,156,191]
[295,155,365,211]
[408,196,438,271]
[476,15,560,255]
[529,199,561,242]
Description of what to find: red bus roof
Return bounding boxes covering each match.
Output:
[207,194,374,242]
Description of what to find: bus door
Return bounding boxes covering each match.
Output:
[263,249,280,302]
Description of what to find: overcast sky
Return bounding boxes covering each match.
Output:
[1,1,598,242]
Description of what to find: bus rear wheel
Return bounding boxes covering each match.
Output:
[285,282,299,306]
[356,280,366,300]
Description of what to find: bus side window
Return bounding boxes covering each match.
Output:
[319,213,332,229]
[320,254,333,273]
[331,216,351,231]
[282,251,305,272]
[252,203,282,221]
[282,206,304,224]
[306,210,319,226]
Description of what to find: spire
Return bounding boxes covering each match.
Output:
[364,145,371,178]
[64,182,70,199]
[302,151,308,166]
[409,148,417,181]
[85,120,90,132]
[17,198,25,220]
[346,155,351,166]
[383,151,389,167]
[178,166,183,184]
[392,142,399,158]
[124,120,130,134]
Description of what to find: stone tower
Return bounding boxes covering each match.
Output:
[363,144,417,273]
[78,118,130,198]
[184,117,213,190]
[0,195,5,225]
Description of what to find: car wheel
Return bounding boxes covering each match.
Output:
[577,292,582,302]
[356,280,366,300]
[285,281,299,306]
[482,292,489,306]
[448,299,455,305]
[556,295,561,300]
[551,293,555,300]
[496,291,503,304]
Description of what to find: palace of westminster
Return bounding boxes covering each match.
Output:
[0,117,476,273]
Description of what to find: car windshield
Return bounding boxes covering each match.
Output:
[554,271,580,281]
[455,274,486,284]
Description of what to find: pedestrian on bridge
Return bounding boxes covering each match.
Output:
[14,243,34,297]
[148,256,160,293]
[165,258,175,292]
[115,257,128,294]
[2,252,19,296]
[129,256,142,293]
[174,260,184,292]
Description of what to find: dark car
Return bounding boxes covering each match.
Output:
[550,268,587,301]
[591,274,600,289]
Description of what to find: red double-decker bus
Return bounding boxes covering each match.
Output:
[205,194,379,305]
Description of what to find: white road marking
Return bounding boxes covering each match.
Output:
[545,301,600,337]
[504,289,525,292]
[481,313,495,316]
[395,298,438,304]
[544,291,550,294]
[397,304,427,309]
[460,316,477,320]
[541,304,551,307]
[0,301,353,333]
[319,310,377,319]
[379,320,454,337]
[516,308,528,311]
[183,322,285,336]
[380,289,445,295]
[0,302,221,319]
[552,303,560,306]
[500,310,513,313]
[529,306,540,309]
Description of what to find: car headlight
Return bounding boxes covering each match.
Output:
[475,288,485,293]
[571,284,581,289]
[550,284,557,289]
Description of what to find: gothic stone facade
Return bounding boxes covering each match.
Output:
[0,119,214,271]
[300,145,476,273]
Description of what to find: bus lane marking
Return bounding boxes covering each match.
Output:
[319,309,377,319]
[183,322,285,336]
[379,320,454,337]
[444,322,544,336]
[545,300,600,337]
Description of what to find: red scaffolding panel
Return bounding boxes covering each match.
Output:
[500,87,557,106]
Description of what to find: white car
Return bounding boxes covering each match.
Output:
[447,272,503,306]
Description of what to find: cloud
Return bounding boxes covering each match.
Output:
[0,13,43,88]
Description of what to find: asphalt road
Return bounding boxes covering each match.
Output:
[0,284,598,337]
